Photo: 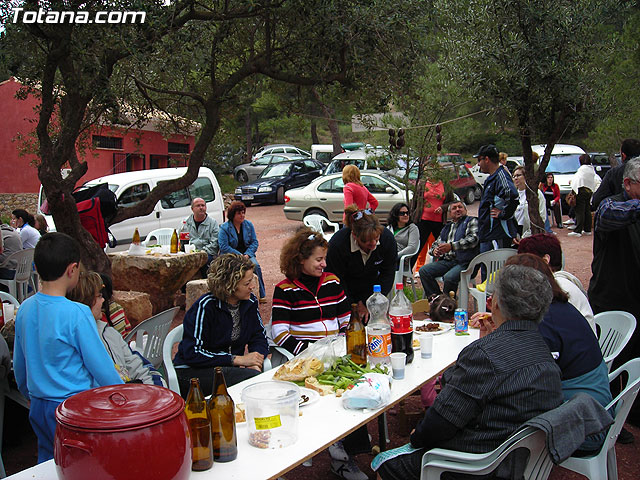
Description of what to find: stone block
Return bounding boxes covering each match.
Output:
[186,279,208,311]
[113,290,153,327]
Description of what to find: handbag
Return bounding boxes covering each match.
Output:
[566,191,577,207]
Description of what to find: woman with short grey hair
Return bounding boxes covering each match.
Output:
[494,264,552,324]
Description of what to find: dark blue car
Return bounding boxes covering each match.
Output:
[234,158,325,206]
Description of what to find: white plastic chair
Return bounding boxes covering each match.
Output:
[125,307,180,369]
[0,292,20,306]
[594,311,636,372]
[421,426,552,480]
[143,228,175,247]
[303,214,340,240]
[561,358,640,480]
[162,323,276,395]
[394,242,420,300]
[162,324,183,394]
[0,248,36,303]
[458,249,516,312]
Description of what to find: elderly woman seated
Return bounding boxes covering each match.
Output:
[373,264,564,480]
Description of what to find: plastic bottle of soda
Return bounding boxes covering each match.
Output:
[366,285,391,366]
[389,283,414,363]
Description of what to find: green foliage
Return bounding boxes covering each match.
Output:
[216,174,240,195]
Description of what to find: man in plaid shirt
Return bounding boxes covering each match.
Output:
[418,200,479,298]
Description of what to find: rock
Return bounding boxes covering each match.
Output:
[186,279,209,311]
[112,290,153,327]
[108,251,207,314]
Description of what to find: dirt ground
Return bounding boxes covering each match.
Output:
[3,202,636,479]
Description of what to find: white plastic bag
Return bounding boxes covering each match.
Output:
[341,373,391,409]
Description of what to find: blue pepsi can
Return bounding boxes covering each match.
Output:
[454,308,468,335]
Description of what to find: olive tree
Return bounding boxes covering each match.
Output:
[1,0,428,272]
[435,0,625,233]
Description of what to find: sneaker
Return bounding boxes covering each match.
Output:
[568,225,577,230]
[556,225,564,229]
[331,459,368,480]
[563,218,575,225]
[617,427,635,444]
[567,232,582,237]
[583,231,592,235]
[328,441,349,462]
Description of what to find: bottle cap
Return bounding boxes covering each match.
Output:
[395,283,403,290]
[373,285,381,293]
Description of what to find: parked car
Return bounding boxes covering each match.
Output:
[505,156,524,173]
[38,167,225,247]
[470,163,489,186]
[532,144,586,196]
[324,148,397,175]
[394,163,481,205]
[252,144,310,162]
[234,153,305,183]
[234,159,324,205]
[283,170,412,223]
[589,152,617,179]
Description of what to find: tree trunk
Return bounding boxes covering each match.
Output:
[311,89,341,155]
[310,103,320,145]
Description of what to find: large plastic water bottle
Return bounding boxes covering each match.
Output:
[366,285,391,366]
[389,283,414,363]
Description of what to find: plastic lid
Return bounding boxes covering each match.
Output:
[395,283,403,290]
[56,384,185,431]
[373,285,381,293]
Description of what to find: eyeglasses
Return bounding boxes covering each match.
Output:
[398,211,409,216]
[351,209,373,221]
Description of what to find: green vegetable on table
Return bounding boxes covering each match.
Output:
[314,355,389,391]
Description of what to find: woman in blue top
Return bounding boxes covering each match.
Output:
[218,201,267,302]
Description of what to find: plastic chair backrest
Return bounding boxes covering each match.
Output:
[162,324,183,394]
[302,214,325,233]
[458,248,516,310]
[0,292,20,306]
[594,311,637,371]
[421,426,552,480]
[0,249,35,302]
[125,307,179,369]
[144,228,175,247]
[604,358,640,449]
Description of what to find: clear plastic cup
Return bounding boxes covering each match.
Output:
[420,333,433,359]
[390,352,407,379]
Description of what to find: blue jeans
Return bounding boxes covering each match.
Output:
[419,258,465,298]
[30,397,61,463]
[249,256,266,298]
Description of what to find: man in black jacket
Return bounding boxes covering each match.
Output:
[327,206,396,321]
[591,138,640,209]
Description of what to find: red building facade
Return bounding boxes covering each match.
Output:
[0,78,196,194]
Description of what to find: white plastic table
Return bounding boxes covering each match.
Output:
[6,328,478,480]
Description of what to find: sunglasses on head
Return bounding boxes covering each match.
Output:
[351,209,373,221]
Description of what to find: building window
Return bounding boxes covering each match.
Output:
[93,135,123,150]
[168,142,190,154]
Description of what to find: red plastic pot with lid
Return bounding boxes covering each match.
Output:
[54,384,191,480]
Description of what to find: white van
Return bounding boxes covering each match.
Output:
[38,167,225,247]
[532,144,586,195]
[311,144,338,163]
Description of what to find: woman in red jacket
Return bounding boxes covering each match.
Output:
[539,173,563,228]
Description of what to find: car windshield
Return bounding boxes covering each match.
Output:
[545,154,582,174]
[260,163,292,178]
[379,172,405,189]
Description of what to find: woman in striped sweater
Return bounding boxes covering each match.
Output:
[271,226,350,356]
[271,227,368,479]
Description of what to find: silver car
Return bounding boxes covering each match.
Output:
[283,170,412,223]
[234,153,306,183]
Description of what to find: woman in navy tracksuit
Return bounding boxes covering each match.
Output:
[173,254,269,397]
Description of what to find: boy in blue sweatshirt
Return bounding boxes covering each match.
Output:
[13,233,123,462]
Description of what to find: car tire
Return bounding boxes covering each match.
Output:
[305,208,328,219]
[276,186,285,205]
[236,170,248,183]
[464,188,475,205]
[474,185,482,198]
[243,201,251,207]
